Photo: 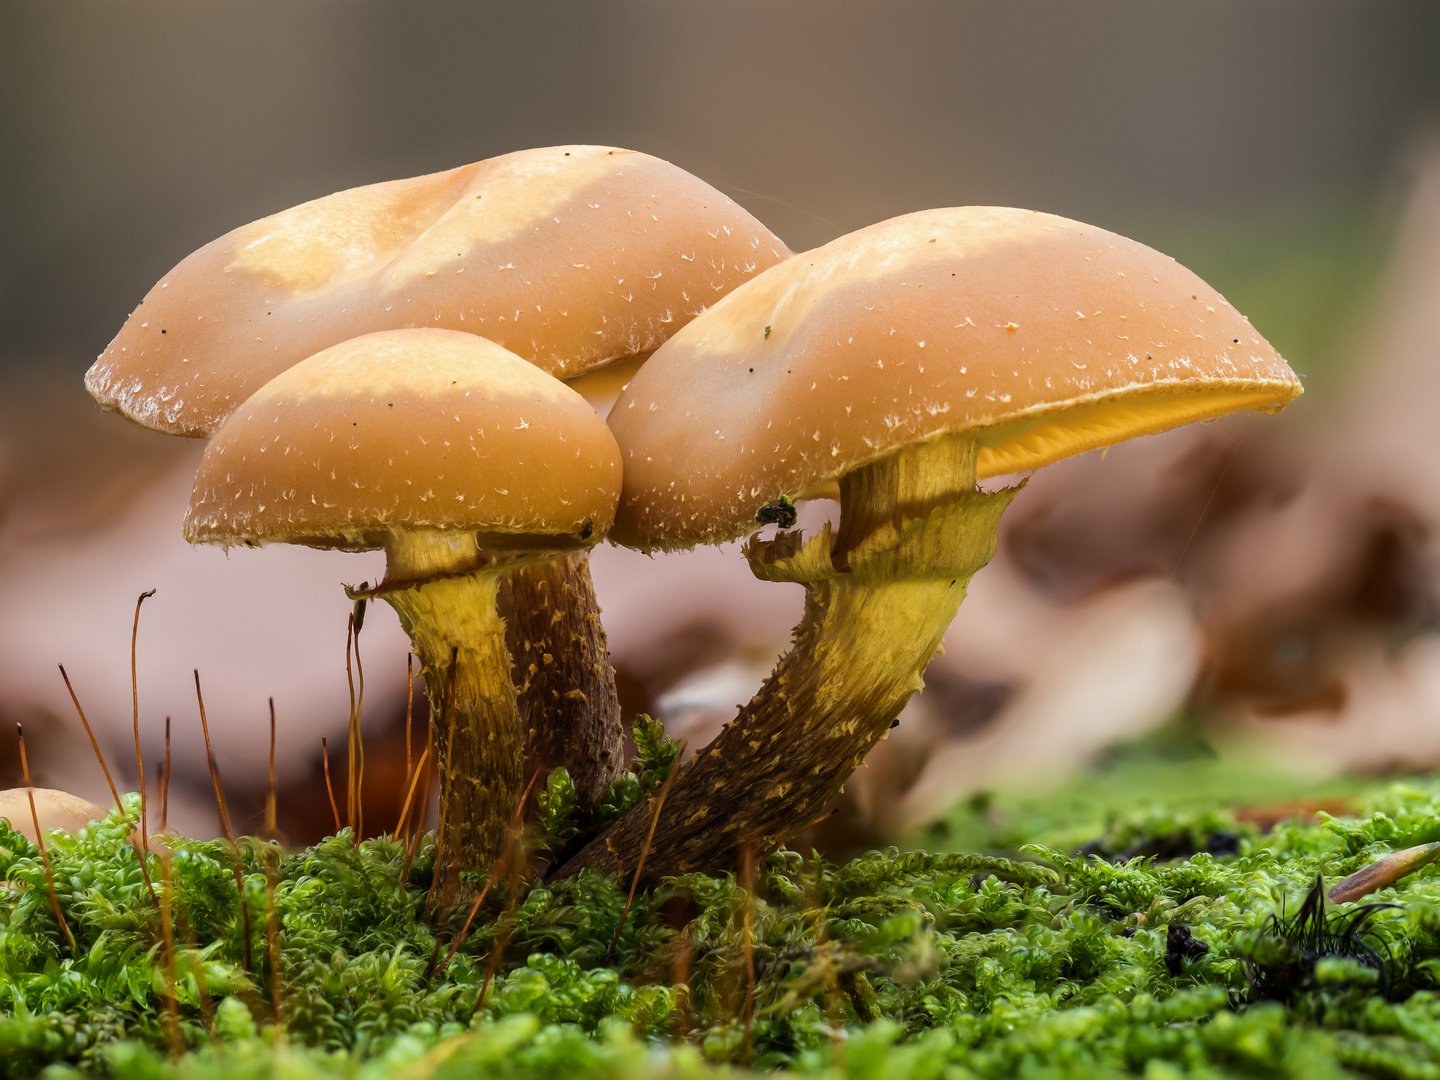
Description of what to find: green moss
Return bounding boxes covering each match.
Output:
[12,748,1440,1077]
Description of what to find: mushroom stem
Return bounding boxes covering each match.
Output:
[377,532,525,899]
[500,552,624,809]
[558,436,1019,884]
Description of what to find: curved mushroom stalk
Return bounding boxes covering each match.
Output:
[369,530,538,898]
[379,565,521,899]
[500,552,623,809]
[558,437,1018,884]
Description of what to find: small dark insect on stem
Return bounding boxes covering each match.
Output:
[57,664,121,808]
[194,669,253,971]
[264,698,278,838]
[607,739,688,961]
[321,738,341,835]
[132,589,156,849]
[754,493,797,529]
[160,716,171,832]
[17,724,78,958]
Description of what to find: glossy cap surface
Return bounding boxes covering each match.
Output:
[184,329,621,550]
[610,206,1302,549]
[89,145,790,436]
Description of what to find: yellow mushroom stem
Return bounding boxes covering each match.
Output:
[557,435,1020,885]
[369,530,526,901]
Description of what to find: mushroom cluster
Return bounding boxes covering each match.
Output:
[85,146,788,884]
[559,206,1301,883]
[84,151,1301,890]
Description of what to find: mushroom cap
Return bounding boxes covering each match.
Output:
[609,206,1303,550]
[0,788,107,844]
[88,145,791,437]
[184,328,622,551]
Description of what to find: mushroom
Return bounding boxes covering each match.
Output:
[0,788,107,846]
[560,206,1302,883]
[84,144,791,808]
[183,328,621,889]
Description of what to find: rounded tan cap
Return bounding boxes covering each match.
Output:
[88,145,791,437]
[184,329,621,549]
[610,206,1302,550]
[0,788,107,844]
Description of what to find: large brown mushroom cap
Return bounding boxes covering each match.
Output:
[88,145,791,437]
[184,328,621,551]
[609,206,1302,550]
[0,788,107,845]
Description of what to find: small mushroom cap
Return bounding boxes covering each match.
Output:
[88,145,791,437]
[184,328,621,551]
[610,206,1303,550]
[0,788,107,844]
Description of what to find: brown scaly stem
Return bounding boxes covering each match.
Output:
[499,551,624,809]
[558,436,1018,886]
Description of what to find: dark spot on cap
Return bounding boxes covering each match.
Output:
[580,518,593,540]
[160,329,167,334]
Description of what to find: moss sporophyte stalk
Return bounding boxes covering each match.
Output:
[10,754,1440,1079]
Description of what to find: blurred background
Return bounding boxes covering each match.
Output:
[2,0,1440,847]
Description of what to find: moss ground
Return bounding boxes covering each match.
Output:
[7,730,1440,1079]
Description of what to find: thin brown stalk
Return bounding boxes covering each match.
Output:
[392,746,432,842]
[607,740,687,960]
[57,664,121,809]
[194,670,252,971]
[18,725,77,957]
[740,846,756,1064]
[353,599,367,844]
[130,831,159,905]
[156,853,184,1057]
[321,738,341,834]
[404,653,414,811]
[1330,842,1440,903]
[402,724,433,883]
[344,615,356,833]
[438,880,492,977]
[160,716,171,832]
[475,792,532,1016]
[265,699,278,838]
[173,874,219,1046]
[436,768,541,978]
[265,850,285,1035]
[425,649,460,917]
[671,909,694,1042]
[131,589,156,848]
